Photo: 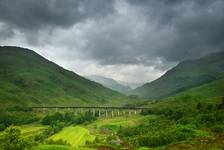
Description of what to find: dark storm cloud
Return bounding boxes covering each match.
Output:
[0,0,224,71]
[126,0,224,61]
[76,0,224,67]
[0,23,14,39]
[0,0,115,31]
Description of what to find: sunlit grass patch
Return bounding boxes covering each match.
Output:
[49,126,95,147]
[16,124,47,137]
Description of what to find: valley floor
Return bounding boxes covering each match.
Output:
[12,115,147,150]
[1,97,224,150]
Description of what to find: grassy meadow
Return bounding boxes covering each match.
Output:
[49,126,95,147]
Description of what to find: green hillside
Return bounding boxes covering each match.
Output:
[130,52,224,99]
[143,78,224,111]
[169,77,224,101]
[0,46,133,108]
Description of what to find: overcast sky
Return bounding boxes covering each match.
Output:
[0,0,224,85]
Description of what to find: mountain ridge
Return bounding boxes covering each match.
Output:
[130,51,224,99]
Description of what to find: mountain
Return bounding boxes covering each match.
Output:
[117,81,143,89]
[130,52,224,99]
[0,46,133,108]
[170,77,224,101]
[85,75,131,94]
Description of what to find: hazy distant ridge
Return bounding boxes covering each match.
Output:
[85,75,131,94]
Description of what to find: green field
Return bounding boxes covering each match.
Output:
[49,126,95,147]
[87,115,152,133]
[16,124,47,137]
[47,116,145,147]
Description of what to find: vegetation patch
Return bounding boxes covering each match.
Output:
[49,126,95,147]
[16,124,47,137]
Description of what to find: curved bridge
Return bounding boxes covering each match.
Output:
[30,106,150,117]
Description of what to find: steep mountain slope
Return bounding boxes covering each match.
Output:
[85,75,131,94]
[0,46,133,107]
[130,52,224,99]
[170,77,224,101]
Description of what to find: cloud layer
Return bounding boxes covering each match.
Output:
[0,0,224,84]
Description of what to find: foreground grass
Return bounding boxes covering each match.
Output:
[49,126,95,147]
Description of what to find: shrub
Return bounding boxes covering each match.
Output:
[0,123,6,131]
[200,114,215,124]
[42,112,64,125]
[72,111,97,124]
[140,109,152,115]
[196,102,202,110]
[0,111,39,128]
[206,104,214,111]
[175,125,196,141]
[134,131,176,147]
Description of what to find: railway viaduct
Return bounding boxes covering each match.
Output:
[29,106,150,118]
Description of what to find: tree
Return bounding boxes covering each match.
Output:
[196,102,202,110]
[42,112,64,125]
[0,124,6,131]
[206,104,213,110]
[0,127,32,150]
[218,97,224,109]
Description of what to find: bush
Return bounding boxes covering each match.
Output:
[0,111,39,128]
[41,111,97,126]
[42,112,64,125]
[140,109,152,115]
[0,123,6,131]
[175,125,196,141]
[11,113,39,125]
[72,111,97,124]
[50,121,65,133]
[134,131,176,147]
[200,114,215,124]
